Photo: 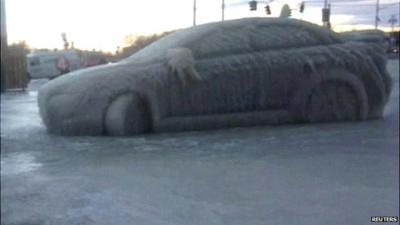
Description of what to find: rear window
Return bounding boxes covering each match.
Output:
[190,21,341,58]
[249,24,328,50]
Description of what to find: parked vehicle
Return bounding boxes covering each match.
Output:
[27,50,81,80]
[38,18,392,136]
[82,54,108,68]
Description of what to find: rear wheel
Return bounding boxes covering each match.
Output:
[104,93,151,136]
[306,81,360,122]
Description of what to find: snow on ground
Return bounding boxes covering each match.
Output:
[1,59,399,225]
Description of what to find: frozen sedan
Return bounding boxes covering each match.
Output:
[38,18,392,136]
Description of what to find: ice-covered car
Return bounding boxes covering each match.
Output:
[38,18,392,136]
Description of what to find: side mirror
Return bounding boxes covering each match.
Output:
[166,48,203,86]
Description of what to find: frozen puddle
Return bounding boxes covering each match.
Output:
[1,152,42,176]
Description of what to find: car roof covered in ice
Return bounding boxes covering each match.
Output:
[124,17,342,63]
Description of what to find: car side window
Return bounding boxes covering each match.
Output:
[42,56,57,64]
[249,25,324,50]
[191,25,253,59]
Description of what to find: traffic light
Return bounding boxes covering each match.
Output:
[265,5,271,15]
[279,4,291,18]
[249,0,257,11]
[322,8,330,23]
[300,1,305,13]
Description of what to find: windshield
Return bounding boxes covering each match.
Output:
[122,24,215,64]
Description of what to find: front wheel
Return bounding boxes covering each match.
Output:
[104,93,151,136]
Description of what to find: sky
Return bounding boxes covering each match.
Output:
[4,0,400,52]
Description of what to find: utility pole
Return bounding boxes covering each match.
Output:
[375,0,380,29]
[194,0,225,25]
[193,0,197,26]
[222,0,225,21]
[1,0,8,92]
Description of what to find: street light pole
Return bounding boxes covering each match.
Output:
[193,0,197,26]
[375,0,380,29]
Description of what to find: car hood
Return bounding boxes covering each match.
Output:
[38,61,163,135]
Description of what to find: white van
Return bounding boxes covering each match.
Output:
[27,50,81,79]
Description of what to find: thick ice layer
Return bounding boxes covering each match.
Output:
[38,18,392,136]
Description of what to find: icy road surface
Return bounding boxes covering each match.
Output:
[1,59,399,225]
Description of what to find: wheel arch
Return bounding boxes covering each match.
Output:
[289,68,369,121]
[102,91,153,136]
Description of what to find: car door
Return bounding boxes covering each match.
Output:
[165,23,264,117]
